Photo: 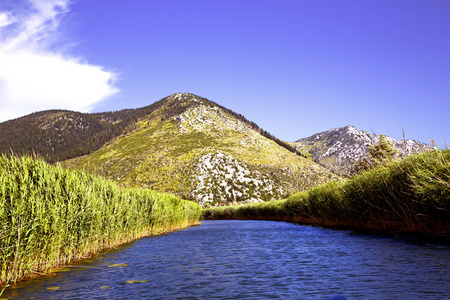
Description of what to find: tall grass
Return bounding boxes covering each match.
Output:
[0,155,201,286]
[203,149,450,239]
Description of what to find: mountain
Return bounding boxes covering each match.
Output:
[0,93,337,206]
[61,93,337,206]
[0,95,302,164]
[0,106,164,163]
[294,125,432,176]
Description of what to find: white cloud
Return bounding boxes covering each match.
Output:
[0,12,14,28]
[0,0,119,123]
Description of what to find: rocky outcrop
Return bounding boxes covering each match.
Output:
[192,151,283,206]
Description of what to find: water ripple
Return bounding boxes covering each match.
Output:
[3,220,449,299]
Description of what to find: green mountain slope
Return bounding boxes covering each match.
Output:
[0,96,200,162]
[62,93,337,206]
[0,94,302,163]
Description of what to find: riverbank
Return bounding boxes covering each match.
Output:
[0,155,201,287]
[202,149,449,241]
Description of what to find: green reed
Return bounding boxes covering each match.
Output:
[0,155,201,286]
[203,149,449,239]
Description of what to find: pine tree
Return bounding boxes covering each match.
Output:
[353,135,399,174]
[368,135,398,164]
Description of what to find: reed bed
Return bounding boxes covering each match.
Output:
[0,155,201,286]
[202,149,450,239]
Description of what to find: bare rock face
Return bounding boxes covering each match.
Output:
[295,125,432,176]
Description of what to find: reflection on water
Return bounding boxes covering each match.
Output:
[3,220,449,299]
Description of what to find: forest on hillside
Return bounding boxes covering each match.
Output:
[0,93,306,163]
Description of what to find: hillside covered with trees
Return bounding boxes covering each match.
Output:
[0,93,305,163]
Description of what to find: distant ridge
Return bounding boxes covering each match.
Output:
[294,125,432,176]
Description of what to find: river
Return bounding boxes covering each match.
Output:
[2,220,449,299]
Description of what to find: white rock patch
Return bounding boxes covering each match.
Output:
[174,105,253,133]
[191,152,283,206]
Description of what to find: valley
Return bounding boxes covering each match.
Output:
[0,92,447,293]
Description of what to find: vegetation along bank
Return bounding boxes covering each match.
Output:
[0,155,201,286]
[202,149,450,241]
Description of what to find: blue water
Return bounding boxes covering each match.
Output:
[3,220,449,299]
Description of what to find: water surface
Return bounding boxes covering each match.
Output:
[3,220,449,299]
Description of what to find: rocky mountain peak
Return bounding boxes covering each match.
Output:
[170,92,200,102]
[295,125,432,176]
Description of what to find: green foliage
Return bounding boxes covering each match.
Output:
[353,135,399,173]
[203,149,450,238]
[0,155,201,286]
[368,135,398,163]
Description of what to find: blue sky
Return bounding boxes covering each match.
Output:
[1,0,449,145]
